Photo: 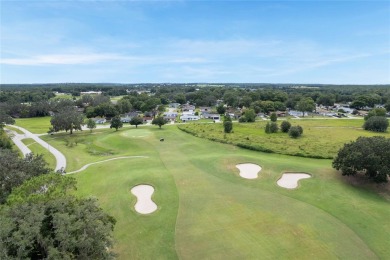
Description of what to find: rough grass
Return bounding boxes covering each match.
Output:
[178,119,390,158]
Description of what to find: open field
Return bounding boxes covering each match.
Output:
[15,116,51,134]
[12,118,390,259]
[178,119,390,158]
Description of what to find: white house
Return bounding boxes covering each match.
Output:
[180,115,200,121]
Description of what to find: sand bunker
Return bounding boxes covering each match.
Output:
[131,185,157,214]
[277,173,311,189]
[236,163,262,179]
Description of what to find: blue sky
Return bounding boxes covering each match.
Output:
[1,0,389,84]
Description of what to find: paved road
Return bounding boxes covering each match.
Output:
[6,125,67,172]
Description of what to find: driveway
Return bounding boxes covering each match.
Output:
[6,125,67,172]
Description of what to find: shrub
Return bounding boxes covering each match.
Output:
[280,121,291,133]
[363,116,389,132]
[223,121,233,133]
[297,125,303,135]
[289,126,302,138]
[270,112,277,122]
[265,122,278,133]
[239,116,247,123]
[265,122,271,134]
[269,122,278,133]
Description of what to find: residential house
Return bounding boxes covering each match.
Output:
[181,104,196,111]
[168,103,181,109]
[180,114,200,121]
[163,112,178,122]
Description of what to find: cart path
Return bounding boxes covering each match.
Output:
[6,125,66,172]
[66,156,149,174]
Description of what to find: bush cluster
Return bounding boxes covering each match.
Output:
[363,116,389,132]
[288,125,303,138]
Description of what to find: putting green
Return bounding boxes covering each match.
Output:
[121,129,152,138]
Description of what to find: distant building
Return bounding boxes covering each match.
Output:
[80,91,102,95]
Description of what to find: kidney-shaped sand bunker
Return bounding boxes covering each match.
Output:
[236,163,262,179]
[131,185,157,214]
[277,173,311,189]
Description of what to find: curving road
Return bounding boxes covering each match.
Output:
[6,125,66,172]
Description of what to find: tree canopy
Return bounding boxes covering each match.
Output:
[110,115,123,131]
[296,97,315,117]
[130,116,143,128]
[50,107,84,134]
[0,149,52,204]
[332,136,390,183]
[152,117,167,128]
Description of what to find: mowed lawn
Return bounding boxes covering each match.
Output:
[15,116,52,134]
[46,125,390,259]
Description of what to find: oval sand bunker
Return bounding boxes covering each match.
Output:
[131,185,157,214]
[277,173,311,189]
[236,163,262,179]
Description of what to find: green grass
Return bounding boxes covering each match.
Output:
[63,126,389,259]
[21,138,56,169]
[15,117,390,259]
[15,117,51,134]
[178,119,390,158]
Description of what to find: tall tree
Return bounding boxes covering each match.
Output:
[50,107,84,134]
[296,97,315,117]
[86,118,96,132]
[152,117,167,129]
[130,116,143,128]
[110,115,123,131]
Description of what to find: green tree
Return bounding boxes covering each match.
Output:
[110,115,123,131]
[152,117,167,129]
[130,116,143,128]
[50,107,84,134]
[243,109,256,122]
[86,118,96,132]
[270,112,277,122]
[0,197,116,259]
[363,116,389,132]
[364,108,387,121]
[223,121,233,133]
[385,102,390,112]
[6,173,77,205]
[0,149,52,204]
[280,121,291,133]
[0,111,15,127]
[296,97,315,117]
[332,136,390,183]
[216,104,226,115]
[317,94,335,106]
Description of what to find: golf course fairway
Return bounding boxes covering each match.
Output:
[41,126,389,259]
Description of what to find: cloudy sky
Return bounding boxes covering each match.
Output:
[1,0,389,84]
